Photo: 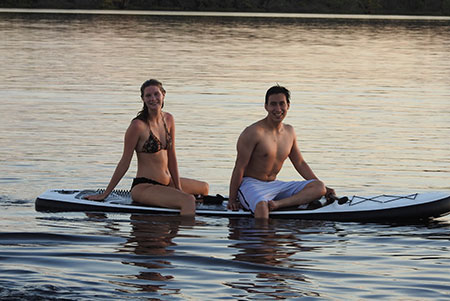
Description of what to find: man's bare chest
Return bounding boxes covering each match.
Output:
[254,134,292,160]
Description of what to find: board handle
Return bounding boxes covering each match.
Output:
[328,195,349,205]
[197,194,228,204]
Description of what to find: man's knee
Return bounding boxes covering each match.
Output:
[309,180,327,196]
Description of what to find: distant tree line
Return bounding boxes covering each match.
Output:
[1,0,449,15]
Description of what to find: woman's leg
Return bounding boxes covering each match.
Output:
[180,177,209,195]
[131,184,196,216]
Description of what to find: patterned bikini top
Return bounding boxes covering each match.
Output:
[139,115,172,153]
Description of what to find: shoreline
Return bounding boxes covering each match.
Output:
[1,8,450,20]
[0,1,449,17]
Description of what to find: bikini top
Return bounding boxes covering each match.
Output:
[138,115,172,153]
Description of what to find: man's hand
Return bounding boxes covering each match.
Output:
[227,199,242,211]
[325,186,336,202]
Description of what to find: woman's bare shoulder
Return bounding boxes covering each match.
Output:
[162,111,174,122]
[129,118,147,132]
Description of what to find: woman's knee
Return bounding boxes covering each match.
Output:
[192,180,209,195]
[179,193,196,214]
[181,193,196,206]
[180,178,209,195]
[200,181,209,195]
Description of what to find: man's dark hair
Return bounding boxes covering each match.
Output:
[265,85,290,105]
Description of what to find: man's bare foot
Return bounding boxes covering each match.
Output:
[268,200,279,211]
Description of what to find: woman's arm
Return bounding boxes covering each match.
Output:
[86,121,140,200]
[166,113,182,190]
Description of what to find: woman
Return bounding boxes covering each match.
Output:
[86,79,209,216]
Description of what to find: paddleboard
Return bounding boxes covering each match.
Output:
[35,189,450,222]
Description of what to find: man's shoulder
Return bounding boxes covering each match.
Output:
[245,120,294,131]
[242,120,266,135]
[236,121,263,146]
[282,123,295,132]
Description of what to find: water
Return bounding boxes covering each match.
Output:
[0,9,449,300]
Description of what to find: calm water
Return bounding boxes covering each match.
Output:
[1,9,449,300]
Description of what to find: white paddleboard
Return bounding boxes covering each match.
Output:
[35,189,450,222]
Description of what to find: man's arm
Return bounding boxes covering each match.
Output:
[289,129,336,199]
[288,129,319,181]
[228,129,256,210]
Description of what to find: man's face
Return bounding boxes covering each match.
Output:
[265,93,289,122]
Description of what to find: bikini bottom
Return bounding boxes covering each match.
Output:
[131,177,168,190]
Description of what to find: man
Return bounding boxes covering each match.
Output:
[228,85,335,219]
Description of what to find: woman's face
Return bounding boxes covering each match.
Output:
[142,85,165,110]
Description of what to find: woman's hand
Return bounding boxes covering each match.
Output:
[84,193,109,201]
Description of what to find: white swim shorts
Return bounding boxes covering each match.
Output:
[237,177,316,213]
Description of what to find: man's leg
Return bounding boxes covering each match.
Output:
[254,201,270,219]
[268,180,326,211]
[238,178,273,219]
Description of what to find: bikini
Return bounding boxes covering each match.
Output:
[132,115,173,190]
[139,115,172,154]
[131,177,168,189]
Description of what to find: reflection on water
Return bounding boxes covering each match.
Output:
[119,215,185,295]
[0,10,449,300]
[228,218,312,266]
[226,218,313,298]
[125,215,187,256]
[0,209,449,299]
